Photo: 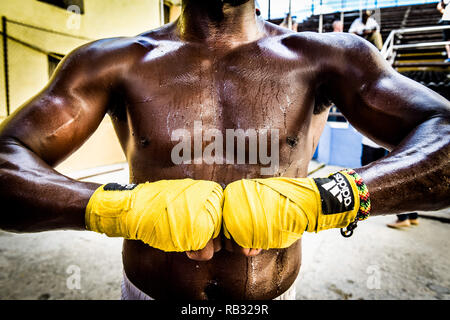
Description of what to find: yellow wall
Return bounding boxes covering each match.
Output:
[169,3,182,22]
[0,0,162,175]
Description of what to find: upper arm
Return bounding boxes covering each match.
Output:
[0,39,124,166]
[325,34,450,150]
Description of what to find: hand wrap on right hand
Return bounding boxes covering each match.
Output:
[85,179,224,252]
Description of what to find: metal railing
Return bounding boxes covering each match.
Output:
[265,0,441,21]
[381,24,450,64]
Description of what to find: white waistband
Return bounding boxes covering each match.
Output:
[121,271,297,300]
[121,271,154,300]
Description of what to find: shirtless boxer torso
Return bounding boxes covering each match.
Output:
[0,0,449,300]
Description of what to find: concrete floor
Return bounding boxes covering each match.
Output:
[0,162,449,300]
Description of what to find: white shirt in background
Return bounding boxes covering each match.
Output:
[443,0,450,21]
[349,17,380,35]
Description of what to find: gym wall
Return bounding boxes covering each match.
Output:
[0,0,167,175]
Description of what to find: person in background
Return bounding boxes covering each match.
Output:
[387,212,419,228]
[255,0,261,17]
[280,13,298,31]
[332,19,344,33]
[349,10,383,50]
[437,0,450,63]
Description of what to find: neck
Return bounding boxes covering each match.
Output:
[177,0,264,47]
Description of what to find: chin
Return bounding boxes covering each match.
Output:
[222,0,252,6]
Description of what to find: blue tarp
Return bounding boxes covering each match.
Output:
[314,122,363,168]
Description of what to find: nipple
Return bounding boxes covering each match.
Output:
[286,136,298,148]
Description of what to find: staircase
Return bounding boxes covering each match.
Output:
[294,2,450,100]
[295,3,442,41]
[383,23,450,100]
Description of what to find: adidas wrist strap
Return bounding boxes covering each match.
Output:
[313,169,371,237]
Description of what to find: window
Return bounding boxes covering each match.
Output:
[48,53,64,78]
[164,4,171,24]
[38,0,85,14]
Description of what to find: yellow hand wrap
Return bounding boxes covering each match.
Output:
[223,172,360,250]
[85,179,224,252]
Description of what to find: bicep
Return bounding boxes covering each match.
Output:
[0,45,111,166]
[328,38,450,150]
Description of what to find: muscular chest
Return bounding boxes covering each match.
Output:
[110,40,321,172]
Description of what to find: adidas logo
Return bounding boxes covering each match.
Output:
[321,173,353,207]
[122,184,138,190]
[103,183,138,191]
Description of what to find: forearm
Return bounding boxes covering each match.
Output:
[0,139,100,232]
[354,116,450,216]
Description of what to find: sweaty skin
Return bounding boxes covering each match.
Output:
[0,0,449,300]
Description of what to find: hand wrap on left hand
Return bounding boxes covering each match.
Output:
[222,172,361,250]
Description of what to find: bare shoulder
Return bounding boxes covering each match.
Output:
[61,36,155,73]
[276,31,392,83]
[281,31,387,68]
[60,22,180,77]
[318,32,387,65]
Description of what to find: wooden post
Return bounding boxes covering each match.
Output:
[160,0,165,26]
[288,0,292,30]
[2,16,10,116]
[318,0,323,33]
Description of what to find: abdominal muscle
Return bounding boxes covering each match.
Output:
[120,162,305,300]
[122,238,302,300]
